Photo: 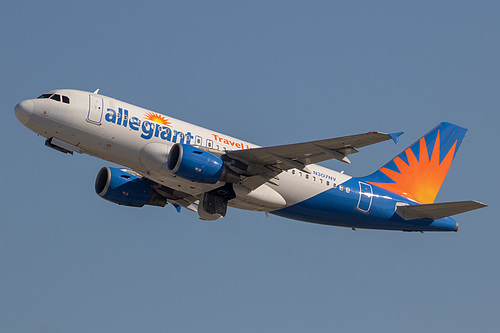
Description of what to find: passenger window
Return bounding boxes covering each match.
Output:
[38,94,52,99]
[62,96,70,104]
[50,94,61,102]
[305,174,309,179]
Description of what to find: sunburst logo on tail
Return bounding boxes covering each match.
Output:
[144,112,171,126]
[367,130,457,204]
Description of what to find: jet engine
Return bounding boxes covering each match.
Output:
[167,143,239,184]
[95,167,166,207]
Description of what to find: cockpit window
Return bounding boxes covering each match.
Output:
[37,93,70,104]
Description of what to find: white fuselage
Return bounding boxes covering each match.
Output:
[17,89,351,213]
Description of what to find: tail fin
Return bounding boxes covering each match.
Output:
[361,122,467,204]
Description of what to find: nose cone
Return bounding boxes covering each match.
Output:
[15,100,34,125]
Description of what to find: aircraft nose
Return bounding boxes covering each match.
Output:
[14,100,34,125]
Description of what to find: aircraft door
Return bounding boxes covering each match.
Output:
[87,95,103,125]
[357,181,373,213]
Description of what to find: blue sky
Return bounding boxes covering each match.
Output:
[2,1,498,332]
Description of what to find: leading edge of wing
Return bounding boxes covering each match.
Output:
[226,131,403,172]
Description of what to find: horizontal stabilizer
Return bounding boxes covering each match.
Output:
[396,201,487,221]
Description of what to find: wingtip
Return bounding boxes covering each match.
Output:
[473,201,488,208]
[172,203,182,213]
[388,132,404,144]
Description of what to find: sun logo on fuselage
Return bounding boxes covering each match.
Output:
[144,112,171,126]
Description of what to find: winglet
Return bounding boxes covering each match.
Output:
[388,132,404,144]
[173,204,182,213]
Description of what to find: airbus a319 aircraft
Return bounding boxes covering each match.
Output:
[15,89,486,232]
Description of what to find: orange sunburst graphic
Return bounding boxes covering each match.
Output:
[144,112,171,126]
[368,131,457,204]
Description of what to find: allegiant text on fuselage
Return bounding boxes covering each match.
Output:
[105,108,192,144]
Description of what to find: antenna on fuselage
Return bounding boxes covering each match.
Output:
[93,89,100,94]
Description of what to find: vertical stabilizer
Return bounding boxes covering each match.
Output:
[360,122,467,204]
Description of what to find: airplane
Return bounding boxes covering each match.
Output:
[14,89,487,232]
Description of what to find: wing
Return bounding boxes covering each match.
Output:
[225,131,402,189]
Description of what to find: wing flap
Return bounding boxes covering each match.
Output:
[396,201,487,221]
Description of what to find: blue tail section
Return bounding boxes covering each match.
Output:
[360,122,467,204]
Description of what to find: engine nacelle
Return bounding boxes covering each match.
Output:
[167,143,239,184]
[95,167,166,207]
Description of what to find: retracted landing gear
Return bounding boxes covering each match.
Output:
[198,183,236,221]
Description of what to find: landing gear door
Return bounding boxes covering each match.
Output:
[357,182,373,213]
[87,95,103,125]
